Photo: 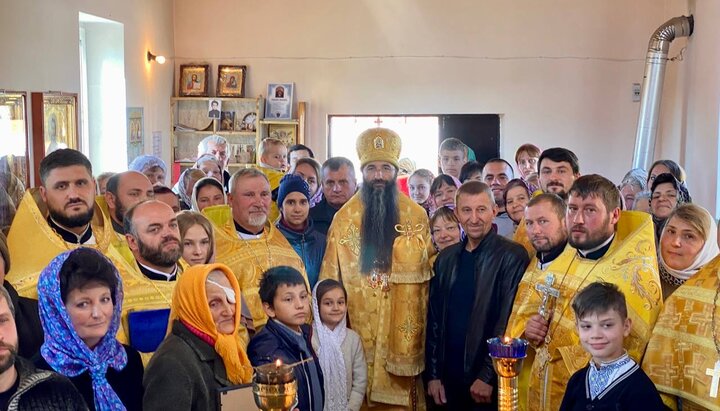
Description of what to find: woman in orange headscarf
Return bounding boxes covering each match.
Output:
[143,263,253,410]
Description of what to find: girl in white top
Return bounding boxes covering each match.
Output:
[311,279,367,411]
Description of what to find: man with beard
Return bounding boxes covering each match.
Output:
[101,171,155,266]
[504,174,662,411]
[124,200,183,281]
[426,181,529,410]
[525,194,569,270]
[319,128,433,410]
[537,147,580,200]
[481,158,515,238]
[0,286,87,409]
[121,200,184,358]
[203,168,306,332]
[105,171,155,235]
[513,147,581,256]
[5,149,131,299]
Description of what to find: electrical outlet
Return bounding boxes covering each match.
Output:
[632,83,641,102]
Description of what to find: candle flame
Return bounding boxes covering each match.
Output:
[503,336,511,344]
[275,359,282,368]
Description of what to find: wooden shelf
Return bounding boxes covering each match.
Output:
[171,96,260,103]
[173,129,256,136]
[176,161,255,168]
[259,119,299,125]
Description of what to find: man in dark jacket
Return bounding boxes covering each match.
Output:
[0,286,87,410]
[426,181,529,410]
[309,157,357,235]
[0,232,42,359]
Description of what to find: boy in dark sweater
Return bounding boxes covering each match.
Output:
[559,282,665,411]
[248,266,324,411]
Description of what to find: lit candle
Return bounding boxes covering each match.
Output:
[254,359,295,385]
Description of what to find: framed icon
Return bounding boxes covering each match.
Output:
[179,64,210,97]
[217,65,246,97]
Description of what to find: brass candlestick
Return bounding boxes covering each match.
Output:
[252,360,298,411]
[488,337,528,411]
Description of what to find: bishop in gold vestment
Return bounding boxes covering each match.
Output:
[320,194,432,410]
[203,203,306,330]
[643,254,720,411]
[505,210,663,411]
[320,127,434,410]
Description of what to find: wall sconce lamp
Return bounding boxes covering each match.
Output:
[147,51,166,64]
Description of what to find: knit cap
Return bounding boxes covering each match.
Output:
[277,174,310,207]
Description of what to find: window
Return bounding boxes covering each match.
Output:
[328,115,439,177]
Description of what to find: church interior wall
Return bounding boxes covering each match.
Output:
[0,0,175,177]
[174,0,717,209]
[2,0,718,213]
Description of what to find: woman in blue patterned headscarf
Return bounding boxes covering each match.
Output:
[35,248,144,411]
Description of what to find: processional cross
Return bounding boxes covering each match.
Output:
[535,273,560,376]
[707,360,720,398]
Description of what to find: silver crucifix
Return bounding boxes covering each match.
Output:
[536,273,560,321]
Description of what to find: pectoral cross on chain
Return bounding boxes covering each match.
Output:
[706,360,720,398]
[536,273,560,322]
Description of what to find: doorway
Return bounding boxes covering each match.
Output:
[328,114,500,176]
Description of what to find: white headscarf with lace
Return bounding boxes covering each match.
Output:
[659,205,720,283]
[311,281,348,411]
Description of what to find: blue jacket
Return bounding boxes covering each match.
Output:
[248,320,324,411]
[276,219,327,288]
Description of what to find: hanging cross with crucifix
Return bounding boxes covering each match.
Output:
[707,360,720,398]
[536,273,560,322]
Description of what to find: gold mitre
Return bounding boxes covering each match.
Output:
[356,127,402,169]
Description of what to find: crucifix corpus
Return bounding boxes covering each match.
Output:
[536,273,560,321]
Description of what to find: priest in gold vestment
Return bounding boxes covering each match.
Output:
[320,128,433,410]
[513,147,580,258]
[642,254,720,410]
[5,150,176,354]
[7,149,123,297]
[505,175,662,411]
[97,171,156,267]
[203,167,306,331]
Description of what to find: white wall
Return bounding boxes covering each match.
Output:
[665,0,720,214]
[4,0,715,211]
[174,0,682,184]
[0,0,174,181]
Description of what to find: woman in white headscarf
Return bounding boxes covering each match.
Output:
[657,203,719,300]
[128,155,167,186]
[311,279,367,411]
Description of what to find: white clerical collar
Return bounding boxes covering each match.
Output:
[579,234,615,258]
[138,262,178,280]
[237,231,264,240]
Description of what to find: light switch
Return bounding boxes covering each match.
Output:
[632,83,641,102]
